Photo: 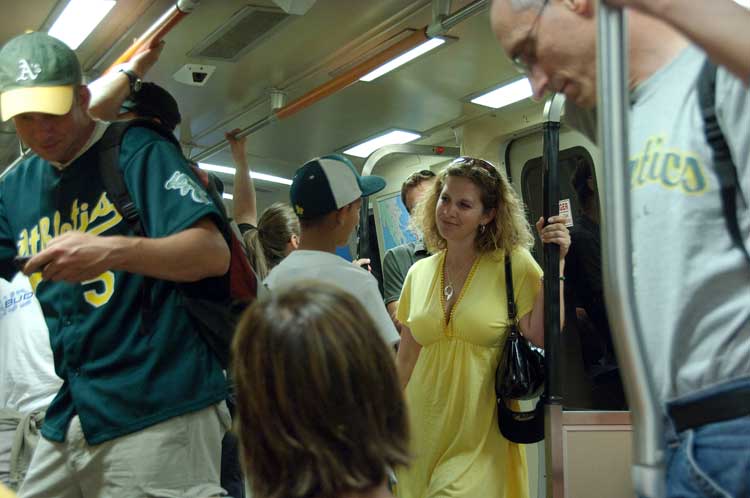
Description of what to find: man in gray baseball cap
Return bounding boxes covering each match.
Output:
[0,32,230,498]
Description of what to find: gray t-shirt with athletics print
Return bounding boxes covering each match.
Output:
[566,45,750,403]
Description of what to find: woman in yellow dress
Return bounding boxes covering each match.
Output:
[395,157,569,498]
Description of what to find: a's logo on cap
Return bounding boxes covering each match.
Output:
[16,59,41,82]
[295,205,304,215]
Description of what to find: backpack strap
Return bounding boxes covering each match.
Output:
[97,119,183,236]
[98,122,147,237]
[696,60,750,265]
[97,120,182,335]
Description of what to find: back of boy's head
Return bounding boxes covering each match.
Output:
[289,154,386,223]
[231,282,409,498]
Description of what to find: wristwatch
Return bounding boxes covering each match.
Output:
[119,69,142,95]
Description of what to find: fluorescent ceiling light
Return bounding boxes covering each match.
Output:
[360,38,446,82]
[470,78,533,109]
[252,171,293,185]
[48,0,117,50]
[198,163,292,186]
[222,193,233,200]
[734,0,750,7]
[343,130,421,158]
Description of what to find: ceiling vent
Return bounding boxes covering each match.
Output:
[188,5,294,62]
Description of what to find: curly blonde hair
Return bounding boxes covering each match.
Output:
[412,157,534,254]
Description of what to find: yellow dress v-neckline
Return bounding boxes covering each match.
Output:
[439,251,482,330]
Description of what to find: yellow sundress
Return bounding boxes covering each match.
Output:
[395,248,542,498]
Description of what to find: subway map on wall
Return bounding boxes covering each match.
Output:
[376,192,418,252]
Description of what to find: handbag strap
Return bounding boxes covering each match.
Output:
[504,253,517,327]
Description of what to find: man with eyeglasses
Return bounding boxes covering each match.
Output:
[382,170,436,333]
[491,1,750,497]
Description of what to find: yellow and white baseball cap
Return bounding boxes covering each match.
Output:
[0,32,82,121]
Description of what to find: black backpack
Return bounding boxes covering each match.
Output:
[697,60,750,265]
[96,119,257,368]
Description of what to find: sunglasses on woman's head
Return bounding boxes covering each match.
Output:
[451,157,500,178]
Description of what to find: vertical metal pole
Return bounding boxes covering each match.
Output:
[596,3,665,497]
[542,93,565,498]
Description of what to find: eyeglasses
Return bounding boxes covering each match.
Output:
[511,0,549,75]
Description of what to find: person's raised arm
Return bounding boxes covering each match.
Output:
[519,215,570,347]
[606,0,750,84]
[88,42,165,121]
[23,216,229,283]
[227,129,257,227]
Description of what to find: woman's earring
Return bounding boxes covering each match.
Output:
[479,224,486,234]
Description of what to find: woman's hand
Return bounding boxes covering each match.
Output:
[535,215,570,260]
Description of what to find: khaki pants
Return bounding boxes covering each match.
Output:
[19,403,230,498]
[0,410,44,491]
[0,425,12,488]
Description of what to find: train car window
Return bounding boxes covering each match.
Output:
[520,146,627,411]
[520,146,593,262]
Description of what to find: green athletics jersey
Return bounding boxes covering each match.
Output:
[0,124,228,444]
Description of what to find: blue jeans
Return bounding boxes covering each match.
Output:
[663,414,750,497]
[651,379,750,498]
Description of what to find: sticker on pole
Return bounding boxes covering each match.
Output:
[558,198,574,227]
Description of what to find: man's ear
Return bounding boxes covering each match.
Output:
[562,0,594,18]
[77,85,92,110]
[334,207,347,227]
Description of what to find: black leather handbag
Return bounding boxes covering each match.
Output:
[495,254,545,444]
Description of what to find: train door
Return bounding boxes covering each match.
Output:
[508,128,635,498]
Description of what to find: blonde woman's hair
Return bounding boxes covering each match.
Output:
[231,282,410,498]
[412,156,534,254]
[243,202,300,279]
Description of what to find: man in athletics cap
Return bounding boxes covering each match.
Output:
[0,31,231,497]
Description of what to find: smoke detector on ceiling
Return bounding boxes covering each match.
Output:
[173,64,216,86]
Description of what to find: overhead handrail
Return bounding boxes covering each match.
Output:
[596,3,664,497]
[103,0,200,74]
[542,92,565,498]
[2,0,203,173]
[190,0,490,163]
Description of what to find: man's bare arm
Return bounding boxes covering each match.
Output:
[88,42,165,121]
[606,0,750,84]
[25,217,230,283]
